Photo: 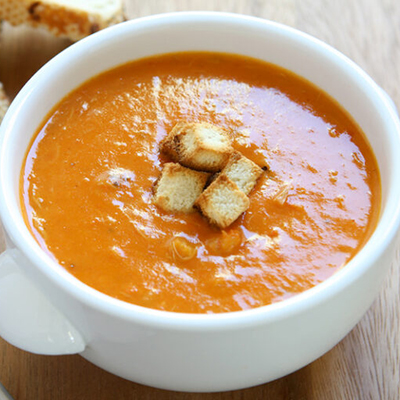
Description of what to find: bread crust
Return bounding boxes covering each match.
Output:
[159,121,186,162]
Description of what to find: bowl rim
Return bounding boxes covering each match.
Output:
[1,11,400,330]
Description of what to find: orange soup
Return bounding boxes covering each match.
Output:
[21,52,381,313]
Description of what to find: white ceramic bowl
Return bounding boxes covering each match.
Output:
[0,12,400,393]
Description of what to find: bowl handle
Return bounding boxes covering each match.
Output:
[0,249,86,355]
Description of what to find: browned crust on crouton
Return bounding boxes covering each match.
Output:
[159,121,186,162]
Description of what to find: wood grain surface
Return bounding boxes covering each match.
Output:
[0,1,399,399]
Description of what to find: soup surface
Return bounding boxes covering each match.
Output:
[22,52,380,313]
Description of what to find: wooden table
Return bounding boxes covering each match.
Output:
[0,1,399,398]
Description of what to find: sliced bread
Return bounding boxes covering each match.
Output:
[0,0,125,41]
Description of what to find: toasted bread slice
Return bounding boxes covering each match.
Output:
[0,0,125,41]
[153,162,210,213]
[160,122,234,172]
[221,151,264,195]
[195,174,250,229]
[0,83,10,123]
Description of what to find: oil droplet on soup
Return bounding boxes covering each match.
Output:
[21,52,381,313]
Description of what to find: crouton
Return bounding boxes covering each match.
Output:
[153,162,210,213]
[0,83,9,123]
[0,0,125,42]
[160,122,234,172]
[159,122,185,162]
[221,151,264,195]
[195,174,250,229]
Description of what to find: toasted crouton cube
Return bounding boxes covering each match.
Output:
[221,151,264,195]
[195,175,250,229]
[160,122,234,172]
[153,163,210,213]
